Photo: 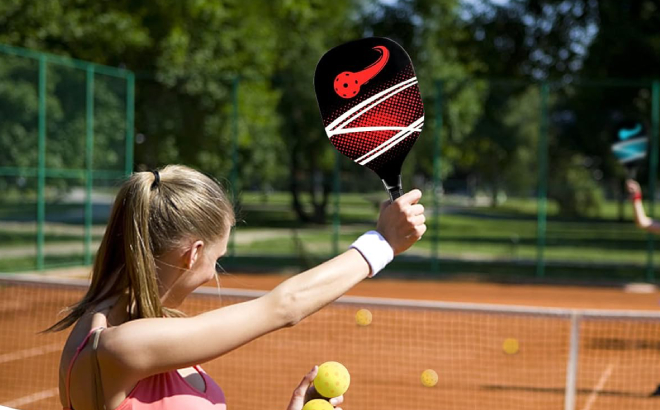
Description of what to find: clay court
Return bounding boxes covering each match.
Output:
[2,270,660,410]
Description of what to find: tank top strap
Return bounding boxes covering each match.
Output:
[64,327,105,410]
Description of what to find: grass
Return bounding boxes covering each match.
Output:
[2,192,659,282]
[0,255,85,272]
[0,231,103,246]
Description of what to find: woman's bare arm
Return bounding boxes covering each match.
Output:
[99,190,426,380]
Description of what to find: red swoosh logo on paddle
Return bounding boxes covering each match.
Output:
[334,46,390,99]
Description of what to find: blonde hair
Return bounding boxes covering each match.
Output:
[46,165,234,332]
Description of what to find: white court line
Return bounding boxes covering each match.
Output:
[1,388,59,408]
[0,343,61,364]
[581,363,615,410]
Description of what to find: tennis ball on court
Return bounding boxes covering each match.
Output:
[503,338,519,355]
[355,308,372,326]
[314,361,350,398]
[302,399,334,410]
[421,369,438,387]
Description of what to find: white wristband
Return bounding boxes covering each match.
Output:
[349,230,394,277]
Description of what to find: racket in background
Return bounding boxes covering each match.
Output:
[314,37,424,201]
[611,119,648,179]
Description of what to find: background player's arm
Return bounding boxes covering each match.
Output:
[100,190,426,382]
[626,179,660,234]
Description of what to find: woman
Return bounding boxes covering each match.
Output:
[49,165,426,410]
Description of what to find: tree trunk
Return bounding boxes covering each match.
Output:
[617,178,625,222]
[308,168,329,224]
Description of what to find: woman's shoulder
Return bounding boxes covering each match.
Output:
[59,317,101,368]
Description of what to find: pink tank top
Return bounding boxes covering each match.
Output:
[64,327,227,410]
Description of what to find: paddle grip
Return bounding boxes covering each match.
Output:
[382,175,404,203]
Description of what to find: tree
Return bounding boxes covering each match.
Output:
[361,0,485,187]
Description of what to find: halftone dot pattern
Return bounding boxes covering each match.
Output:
[332,133,420,174]
[332,130,398,159]
[325,63,423,174]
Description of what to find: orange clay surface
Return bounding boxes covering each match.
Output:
[2,270,660,410]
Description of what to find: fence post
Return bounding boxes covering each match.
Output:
[564,312,580,410]
[36,56,47,270]
[229,76,240,258]
[646,80,659,283]
[125,72,135,176]
[432,80,443,274]
[536,82,549,278]
[332,151,341,255]
[84,66,95,265]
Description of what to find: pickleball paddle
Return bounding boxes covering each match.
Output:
[611,119,648,179]
[314,37,424,201]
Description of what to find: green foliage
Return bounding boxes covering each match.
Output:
[0,56,39,171]
[549,154,605,217]
[7,0,657,223]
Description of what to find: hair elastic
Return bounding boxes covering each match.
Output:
[151,170,160,189]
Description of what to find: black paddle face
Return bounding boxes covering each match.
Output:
[611,119,648,178]
[314,37,424,200]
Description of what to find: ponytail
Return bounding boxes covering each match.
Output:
[46,165,234,332]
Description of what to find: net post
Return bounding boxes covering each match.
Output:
[564,312,580,410]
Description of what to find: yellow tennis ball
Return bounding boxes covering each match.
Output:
[302,399,334,410]
[421,369,438,387]
[503,338,519,354]
[355,308,372,326]
[314,361,350,398]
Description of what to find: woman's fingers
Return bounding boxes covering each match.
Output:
[329,395,344,406]
[294,366,317,397]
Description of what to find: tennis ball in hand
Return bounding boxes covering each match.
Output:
[355,308,372,326]
[313,361,350,398]
[421,369,438,387]
[302,399,334,410]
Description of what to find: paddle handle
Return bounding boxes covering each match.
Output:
[382,175,404,203]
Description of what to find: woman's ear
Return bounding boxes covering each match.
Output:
[184,240,205,270]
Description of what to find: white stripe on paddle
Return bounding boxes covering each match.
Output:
[356,116,424,165]
[326,77,418,134]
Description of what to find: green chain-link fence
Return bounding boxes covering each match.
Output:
[2,44,660,284]
[221,77,660,284]
[0,44,134,272]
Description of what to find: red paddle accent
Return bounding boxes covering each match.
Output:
[333,46,390,99]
